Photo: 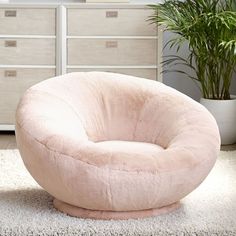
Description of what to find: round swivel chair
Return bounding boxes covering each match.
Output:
[16,72,220,220]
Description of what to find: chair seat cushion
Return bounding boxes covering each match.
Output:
[96,140,164,156]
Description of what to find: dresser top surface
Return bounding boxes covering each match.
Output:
[0,0,161,5]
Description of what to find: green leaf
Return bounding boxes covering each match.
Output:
[148,0,236,99]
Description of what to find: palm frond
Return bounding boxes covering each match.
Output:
[149,0,236,100]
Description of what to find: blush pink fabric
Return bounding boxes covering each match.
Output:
[15,72,221,220]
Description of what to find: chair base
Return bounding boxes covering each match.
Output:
[53,198,180,220]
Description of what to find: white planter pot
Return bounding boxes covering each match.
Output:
[200,96,236,145]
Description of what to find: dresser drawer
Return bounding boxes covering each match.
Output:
[0,8,56,35]
[67,9,156,36]
[67,39,157,66]
[0,38,56,65]
[67,68,157,80]
[0,68,55,124]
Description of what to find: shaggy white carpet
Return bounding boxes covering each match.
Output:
[0,150,236,236]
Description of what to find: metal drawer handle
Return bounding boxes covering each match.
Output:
[5,40,17,47]
[106,41,118,48]
[5,10,17,17]
[106,11,118,18]
[5,70,17,77]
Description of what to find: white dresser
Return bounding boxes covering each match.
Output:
[0,0,162,130]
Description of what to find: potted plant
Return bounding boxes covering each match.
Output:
[149,0,236,145]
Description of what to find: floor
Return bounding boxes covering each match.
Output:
[0,131,17,149]
[0,132,236,235]
[0,131,236,150]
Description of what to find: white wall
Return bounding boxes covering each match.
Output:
[162,31,236,101]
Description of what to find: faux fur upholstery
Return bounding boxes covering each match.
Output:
[15,72,221,219]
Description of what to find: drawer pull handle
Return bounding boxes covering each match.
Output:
[5,70,17,77]
[106,11,118,18]
[5,10,17,17]
[5,40,17,47]
[106,41,118,48]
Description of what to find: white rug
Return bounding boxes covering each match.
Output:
[0,150,236,236]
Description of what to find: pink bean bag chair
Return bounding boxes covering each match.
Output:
[15,72,220,220]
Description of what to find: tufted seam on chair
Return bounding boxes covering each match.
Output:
[132,94,153,143]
